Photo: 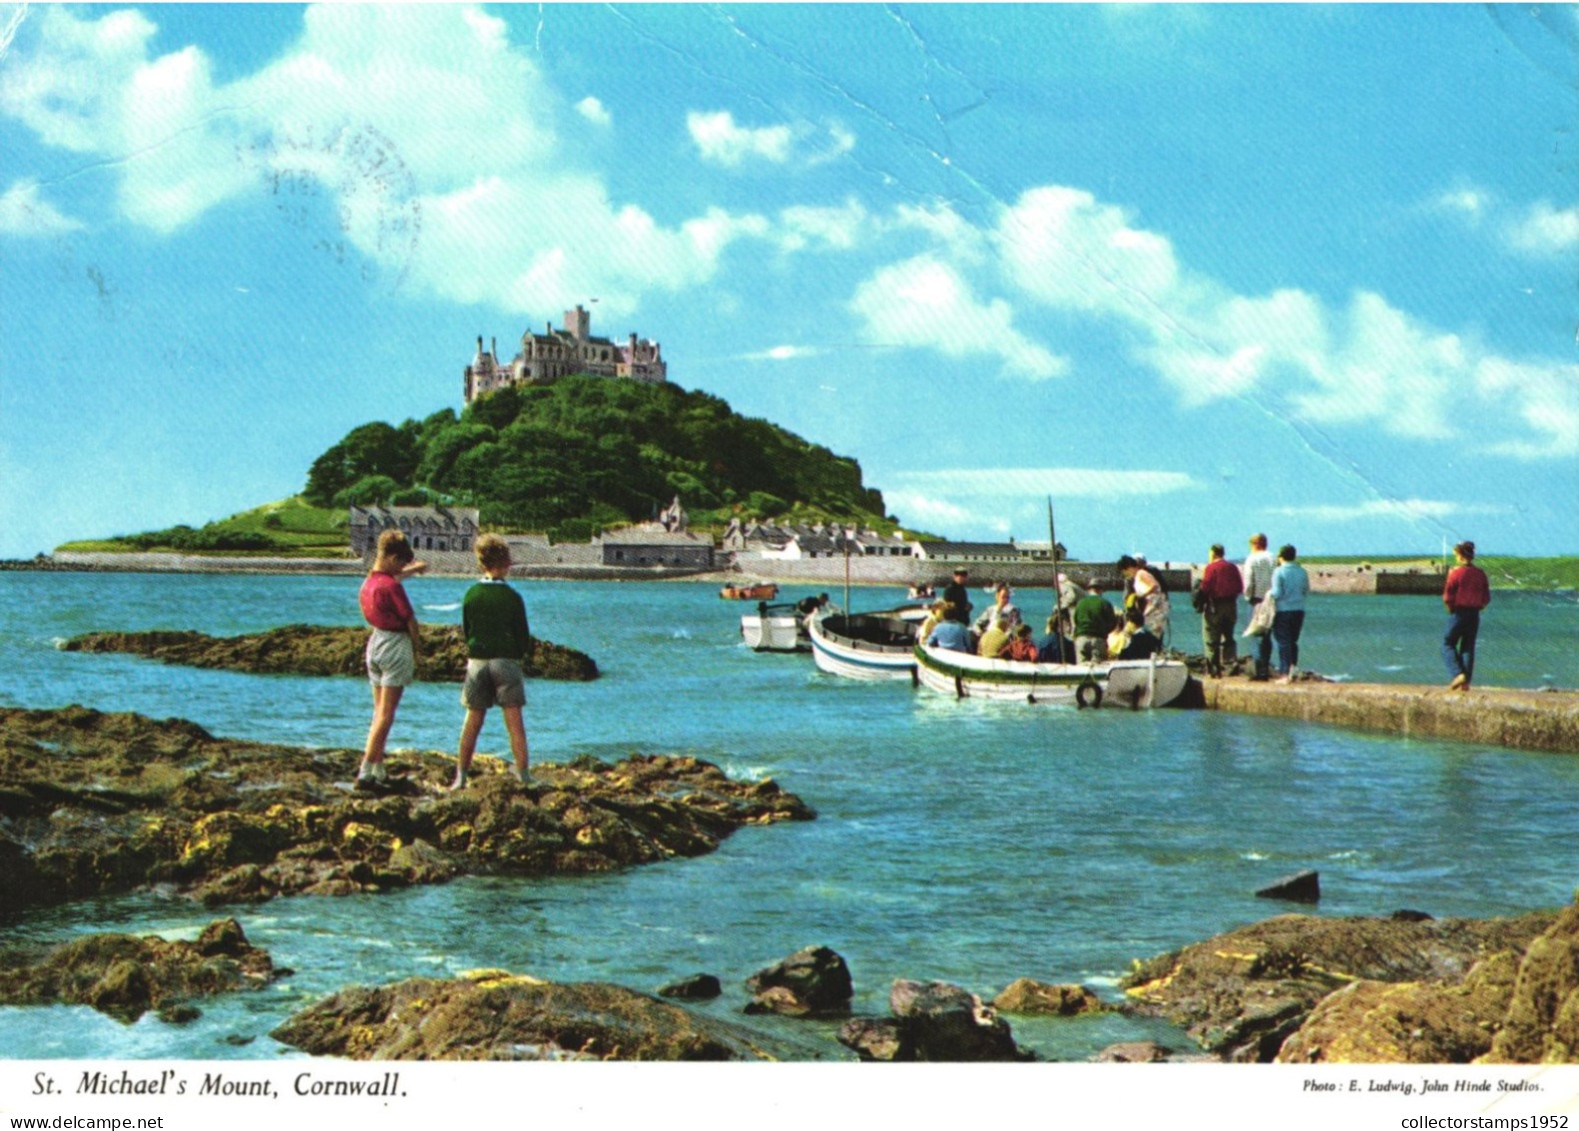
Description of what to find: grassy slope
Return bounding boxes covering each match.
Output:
[56,497,352,558]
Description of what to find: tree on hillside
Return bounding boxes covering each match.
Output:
[304,422,420,506]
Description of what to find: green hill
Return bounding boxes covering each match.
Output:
[62,378,913,554]
[301,377,897,540]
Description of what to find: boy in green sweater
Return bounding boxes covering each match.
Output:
[451,533,532,790]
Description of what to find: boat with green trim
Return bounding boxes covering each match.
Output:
[912,642,1191,708]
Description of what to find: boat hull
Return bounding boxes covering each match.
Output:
[808,612,919,681]
[913,644,1190,708]
[741,612,809,652]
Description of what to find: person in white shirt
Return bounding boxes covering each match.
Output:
[1241,533,1277,681]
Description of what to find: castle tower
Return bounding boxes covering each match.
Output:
[564,304,591,342]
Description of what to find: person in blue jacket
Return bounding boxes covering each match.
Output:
[1269,544,1310,681]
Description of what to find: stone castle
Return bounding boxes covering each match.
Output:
[464,305,667,402]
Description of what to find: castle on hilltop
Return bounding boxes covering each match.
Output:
[464,305,667,402]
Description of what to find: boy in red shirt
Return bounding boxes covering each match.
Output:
[1442,540,1491,691]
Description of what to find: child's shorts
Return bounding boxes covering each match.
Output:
[461,658,527,710]
[365,628,416,688]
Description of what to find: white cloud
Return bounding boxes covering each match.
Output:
[687,110,794,166]
[0,178,83,235]
[892,468,1196,498]
[1431,186,1491,222]
[1268,499,1513,522]
[1475,357,1579,459]
[1504,200,1579,256]
[0,5,773,314]
[849,255,1066,381]
[777,199,867,251]
[884,490,973,530]
[686,109,853,170]
[575,96,611,126]
[997,186,1180,318]
[741,345,823,361]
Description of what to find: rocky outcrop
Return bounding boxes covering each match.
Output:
[0,918,278,1022]
[0,705,813,913]
[992,977,1106,1016]
[271,972,798,1061]
[62,624,598,682]
[1276,904,1579,1064]
[1122,911,1560,1062]
[744,946,853,1017]
[837,979,1029,1062]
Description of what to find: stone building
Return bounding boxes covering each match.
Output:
[464,305,667,402]
[600,530,715,570]
[349,505,480,558]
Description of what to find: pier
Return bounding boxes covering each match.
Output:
[1198,678,1579,754]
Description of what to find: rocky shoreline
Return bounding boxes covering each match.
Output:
[0,705,810,913]
[1,701,1574,1063]
[61,624,599,682]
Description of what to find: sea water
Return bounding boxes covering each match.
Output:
[0,571,1576,1061]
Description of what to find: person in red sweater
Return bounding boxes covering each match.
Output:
[357,529,427,788]
[1442,540,1491,691]
[1197,543,1245,677]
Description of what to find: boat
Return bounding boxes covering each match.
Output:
[808,608,922,681]
[720,582,778,601]
[741,600,818,652]
[912,642,1191,708]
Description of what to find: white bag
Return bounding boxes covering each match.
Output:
[1243,595,1275,637]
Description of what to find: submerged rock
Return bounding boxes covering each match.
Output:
[657,973,722,1001]
[1122,910,1560,1063]
[0,705,814,914]
[271,972,797,1061]
[0,918,278,1022]
[62,624,598,682]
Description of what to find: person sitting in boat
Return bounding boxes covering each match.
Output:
[1116,607,1163,660]
[1036,611,1076,664]
[942,568,973,624]
[1073,581,1118,662]
[972,582,1022,637]
[926,615,973,653]
[978,614,1013,658]
[916,600,951,646]
[1006,622,1039,662]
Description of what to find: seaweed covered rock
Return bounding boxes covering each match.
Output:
[1276,904,1579,1064]
[0,918,278,1021]
[0,706,813,913]
[271,972,795,1061]
[1121,911,1559,1062]
[62,624,597,682]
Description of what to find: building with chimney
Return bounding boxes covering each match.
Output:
[464,305,667,402]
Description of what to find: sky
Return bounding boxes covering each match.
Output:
[1,3,1576,563]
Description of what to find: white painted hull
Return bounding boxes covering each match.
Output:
[741,612,808,652]
[808,612,918,681]
[913,644,1190,708]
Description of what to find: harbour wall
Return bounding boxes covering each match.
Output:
[1199,679,1579,754]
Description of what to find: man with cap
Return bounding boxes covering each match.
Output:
[941,567,973,625]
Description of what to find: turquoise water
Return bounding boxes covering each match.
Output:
[1,572,1576,1061]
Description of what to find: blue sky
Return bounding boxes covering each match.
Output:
[2,4,1576,562]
